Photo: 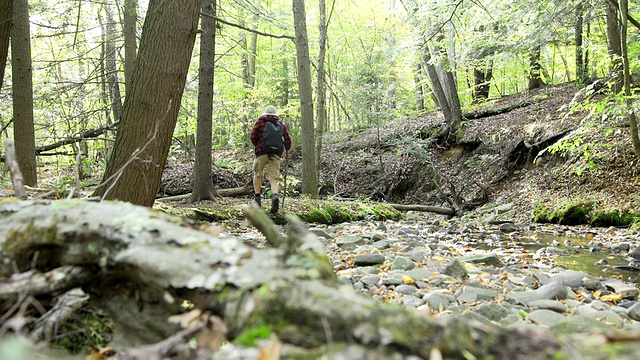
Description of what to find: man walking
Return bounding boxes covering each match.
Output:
[250,105,292,214]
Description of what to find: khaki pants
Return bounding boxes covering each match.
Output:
[253,154,281,194]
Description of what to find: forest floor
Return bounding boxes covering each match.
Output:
[159,81,640,223]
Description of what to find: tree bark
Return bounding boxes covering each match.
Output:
[528,46,545,90]
[93,0,202,206]
[619,0,640,154]
[605,0,623,93]
[123,0,138,91]
[101,3,124,124]
[575,3,586,85]
[0,0,11,92]
[189,0,219,203]
[0,199,566,359]
[11,0,37,187]
[293,0,319,197]
[315,0,328,169]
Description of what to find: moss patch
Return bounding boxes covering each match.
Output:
[532,200,640,227]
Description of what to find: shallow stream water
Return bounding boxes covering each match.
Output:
[482,231,640,283]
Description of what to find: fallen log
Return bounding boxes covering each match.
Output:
[0,199,581,358]
[157,181,253,202]
[388,203,456,216]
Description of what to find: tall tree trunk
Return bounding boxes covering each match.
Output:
[527,46,545,90]
[189,0,218,203]
[315,0,328,169]
[123,0,138,91]
[103,4,124,123]
[248,15,258,89]
[575,3,586,85]
[414,62,426,111]
[619,0,640,153]
[93,0,201,206]
[11,0,37,187]
[606,0,623,93]
[0,0,12,92]
[293,0,318,197]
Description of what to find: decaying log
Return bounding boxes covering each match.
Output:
[3,138,26,199]
[157,181,253,202]
[388,203,456,216]
[0,199,571,358]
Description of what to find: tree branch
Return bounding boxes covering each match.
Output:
[200,12,295,40]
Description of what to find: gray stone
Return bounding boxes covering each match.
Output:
[381,273,404,286]
[473,303,510,321]
[423,292,452,311]
[498,222,519,233]
[527,300,568,313]
[613,243,631,252]
[526,309,565,327]
[582,278,604,291]
[549,270,593,289]
[602,279,640,299]
[395,284,417,295]
[506,281,568,305]
[370,239,391,249]
[335,235,367,250]
[495,203,515,214]
[353,253,385,266]
[409,249,429,263]
[444,258,468,279]
[308,227,333,239]
[360,275,380,287]
[629,246,640,259]
[403,268,432,282]
[628,302,640,321]
[460,253,504,267]
[456,286,496,303]
[390,256,415,271]
[402,295,424,308]
[550,315,613,334]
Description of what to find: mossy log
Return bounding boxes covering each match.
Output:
[0,199,569,358]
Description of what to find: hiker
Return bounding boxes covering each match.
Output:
[250,105,292,214]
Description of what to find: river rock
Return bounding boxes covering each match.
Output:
[335,235,367,250]
[473,303,510,321]
[526,309,565,327]
[627,302,640,321]
[527,299,568,313]
[391,256,415,271]
[549,270,593,288]
[354,253,385,266]
[460,253,504,267]
[603,279,640,299]
[444,258,468,279]
[422,292,452,311]
[506,281,568,305]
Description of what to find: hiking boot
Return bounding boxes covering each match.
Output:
[271,193,280,214]
[254,193,261,207]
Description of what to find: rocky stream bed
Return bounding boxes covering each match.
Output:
[211,205,640,358]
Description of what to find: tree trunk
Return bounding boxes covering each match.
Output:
[315,0,328,169]
[0,0,12,92]
[619,0,640,154]
[293,0,318,197]
[528,46,545,90]
[123,0,138,91]
[189,0,219,203]
[0,200,574,359]
[93,0,202,206]
[103,3,124,123]
[11,0,37,187]
[575,3,586,85]
[606,0,623,93]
